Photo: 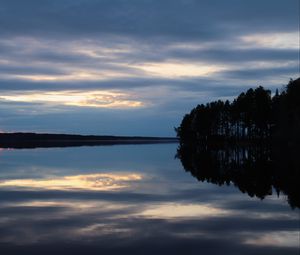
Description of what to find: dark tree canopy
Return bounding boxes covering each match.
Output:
[176,78,300,146]
[176,78,300,208]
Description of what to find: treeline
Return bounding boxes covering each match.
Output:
[176,78,300,145]
[0,133,178,149]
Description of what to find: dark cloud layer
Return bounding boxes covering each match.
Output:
[0,0,298,39]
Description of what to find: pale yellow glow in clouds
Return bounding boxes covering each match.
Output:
[0,173,142,191]
[0,90,143,108]
[14,71,135,82]
[240,32,299,49]
[134,62,226,78]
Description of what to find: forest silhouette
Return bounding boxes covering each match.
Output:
[176,78,300,146]
[176,78,300,208]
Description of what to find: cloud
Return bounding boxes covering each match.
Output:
[0,90,144,109]
[0,0,298,135]
[217,65,298,80]
[0,0,298,40]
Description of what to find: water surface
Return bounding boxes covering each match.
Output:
[0,144,298,254]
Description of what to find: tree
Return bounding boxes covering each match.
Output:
[176,78,300,145]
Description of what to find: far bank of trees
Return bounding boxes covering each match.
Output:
[176,78,300,145]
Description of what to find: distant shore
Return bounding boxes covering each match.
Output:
[0,132,179,149]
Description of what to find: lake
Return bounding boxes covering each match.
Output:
[0,144,299,254]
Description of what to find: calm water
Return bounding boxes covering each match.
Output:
[0,144,299,254]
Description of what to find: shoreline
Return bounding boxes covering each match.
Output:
[0,132,179,149]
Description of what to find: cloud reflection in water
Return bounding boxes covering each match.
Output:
[0,145,299,255]
[0,173,142,191]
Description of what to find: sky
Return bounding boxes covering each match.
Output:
[0,0,299,136]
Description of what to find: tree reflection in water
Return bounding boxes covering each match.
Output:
[177,144,300,209]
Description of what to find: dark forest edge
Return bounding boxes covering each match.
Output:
[0,133,178,149]
[176,78,300,209]
[176,78,300,146]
